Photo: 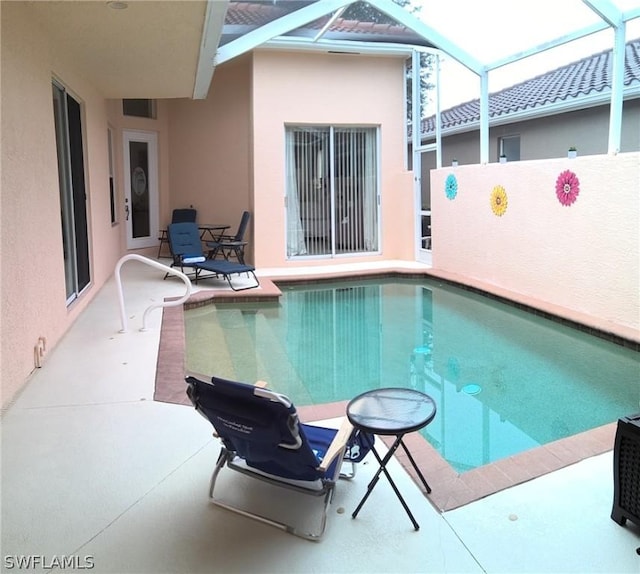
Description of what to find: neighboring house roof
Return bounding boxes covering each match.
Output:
[421,38,640,138]
[222,1,433,47]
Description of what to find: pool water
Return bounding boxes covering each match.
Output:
[185,277,640,473]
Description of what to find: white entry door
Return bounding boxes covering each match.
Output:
[123,130,159,249]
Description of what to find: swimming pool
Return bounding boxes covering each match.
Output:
[184,277,639,473]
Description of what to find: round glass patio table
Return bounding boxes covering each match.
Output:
[346,387,437,531]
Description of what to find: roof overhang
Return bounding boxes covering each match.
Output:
[27,0,218,99]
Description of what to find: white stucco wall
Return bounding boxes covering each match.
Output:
[430,152,640,339]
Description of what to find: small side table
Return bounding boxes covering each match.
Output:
[198,224,230,242]
[347,387,436,531]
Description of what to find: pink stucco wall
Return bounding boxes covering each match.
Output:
[251,50,414,268]
[166,56,253,254]
[430,153,640,339]
[1,3,124,405]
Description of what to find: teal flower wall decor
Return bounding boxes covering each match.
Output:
[445,174,458,200]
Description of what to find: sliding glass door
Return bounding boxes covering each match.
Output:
[52,81,90,304]
[285,126,379,258]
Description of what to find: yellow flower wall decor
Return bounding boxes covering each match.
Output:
[490,185,508,216]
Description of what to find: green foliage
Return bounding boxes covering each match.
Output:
[406,52,435,121]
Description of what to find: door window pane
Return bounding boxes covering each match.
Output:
[421,214,432,250]
[128,141,150,238]
[108,128,117,224]
[67,96,90,291]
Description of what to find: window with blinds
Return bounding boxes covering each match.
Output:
[285,126,379,258]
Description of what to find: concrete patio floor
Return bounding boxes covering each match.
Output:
[1,260,638,573]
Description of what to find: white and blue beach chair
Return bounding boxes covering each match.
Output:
[185,374,372,540]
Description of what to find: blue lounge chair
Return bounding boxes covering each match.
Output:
[185,374,372,540]
[166,222,259,291]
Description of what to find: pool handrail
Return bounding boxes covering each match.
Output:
[114,254,192,333]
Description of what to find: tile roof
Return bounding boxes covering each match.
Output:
[421,38,640,137]
[225,1,291,26]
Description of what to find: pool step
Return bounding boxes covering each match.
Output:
[212,308,263,382]
[251,312,313,404]
[184,305,235,377]
[185,306,312,404]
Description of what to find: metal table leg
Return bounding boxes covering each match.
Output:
[352,434,421,530]
[399,439,431,493]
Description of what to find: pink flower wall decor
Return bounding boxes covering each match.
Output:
[555,170,580,206]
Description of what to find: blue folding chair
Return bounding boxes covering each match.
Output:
[206,210,251,263]
[166,222,259,291]
[157,208,198,257]
[185,374,372,540]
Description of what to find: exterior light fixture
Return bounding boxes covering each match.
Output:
[107,1,128,9]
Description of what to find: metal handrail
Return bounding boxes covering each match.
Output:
[114,254,192,333]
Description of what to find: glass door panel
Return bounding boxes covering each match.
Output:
[286,126,379,258]
[129,141,150,238]
[52,82,90,303]
[123,130,158,249]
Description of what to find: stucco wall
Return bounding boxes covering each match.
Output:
[251,50,414,268]
[1,3,120,405]
[166,56,253,259]
[430,152,640,339]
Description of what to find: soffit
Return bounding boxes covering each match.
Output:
[28,0,208,99]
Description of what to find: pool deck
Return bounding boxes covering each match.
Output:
[3,259,639,573]
[155,273,619,512]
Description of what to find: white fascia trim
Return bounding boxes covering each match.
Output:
[216,0,353,65]
[193,0,229,100]
[365,0,484,75]
[263,36,438,58]
[424,87,640,139]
